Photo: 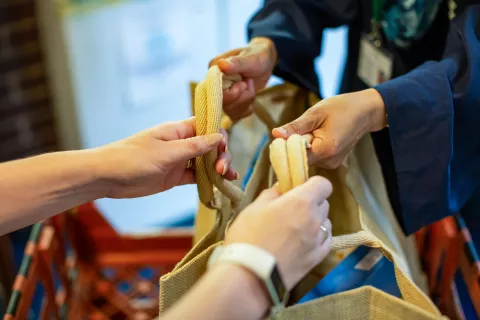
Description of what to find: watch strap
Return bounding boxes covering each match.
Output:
[207,243,288,315]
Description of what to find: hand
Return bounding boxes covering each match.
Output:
[209,37,277,121]
[93,117,238,198]
[272,89,387,169]
[225,176,333,290]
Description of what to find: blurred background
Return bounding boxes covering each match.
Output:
[0,0,347,315]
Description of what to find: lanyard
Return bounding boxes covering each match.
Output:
[372,0,387,23]
[370,0,388,46]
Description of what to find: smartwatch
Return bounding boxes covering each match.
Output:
[207,243,289,316]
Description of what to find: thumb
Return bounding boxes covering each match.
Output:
[218,54,262,76]
[167,133,223,162]
[272,111,326,139]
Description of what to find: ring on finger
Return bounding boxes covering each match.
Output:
[320,224,329,243]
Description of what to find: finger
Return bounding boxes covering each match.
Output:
[307,133,345,168]
[313,217,331,247]
[223,81,248,105]
[218,128,228,153]
[218,54,260,75]
[225,101,254,122]
[283,176,333,206]
[272,109,326,139]
[151,117,197,141]
[166,133,223,162]
[244,78,256,98]
[215,151,232,176]
[224,79,256,121]
[225,79,255,110]
[323,218,332,234]
[310,233,332,266]
[223,166,239,181]
[209,48,243,68]
[177,169,196,186]
[316,200,330,225]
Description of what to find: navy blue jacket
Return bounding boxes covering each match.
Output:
[248,1,480,245]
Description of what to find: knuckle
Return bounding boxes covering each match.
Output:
[186,137,200,152]
[286,121,302,134]
[296,195,312,210]
[288,208,310,229]
[325,140,339,158]
[304,117,318,130]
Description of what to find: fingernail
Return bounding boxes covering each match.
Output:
[222,137,228,152]
[225,143,228,153]
[275,127,288,137]
[234,172,240,180]
[222,163,228,176]
[205,133,223,147]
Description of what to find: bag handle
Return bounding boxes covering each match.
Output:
[196,67,383,253]
[268,135,384,251]
[194,67,245,208]
[194,67,303,208]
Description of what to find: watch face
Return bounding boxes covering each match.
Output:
[271,265,286,300]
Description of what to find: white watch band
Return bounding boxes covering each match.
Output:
[207,243,288,316]
[208,243,276,278]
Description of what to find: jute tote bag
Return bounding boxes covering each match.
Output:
[159,67,444,319]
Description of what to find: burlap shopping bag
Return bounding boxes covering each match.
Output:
[159,66,444,319]
[189,80,308,244]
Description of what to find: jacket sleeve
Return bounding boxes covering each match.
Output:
[247,0,358,94]
[374,5,480,234]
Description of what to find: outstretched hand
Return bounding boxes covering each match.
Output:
[94,117,237,198]
[272,89,387,169]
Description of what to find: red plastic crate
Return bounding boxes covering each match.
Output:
[4,203,193,320]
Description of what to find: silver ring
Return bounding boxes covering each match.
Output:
[320,224,329,242]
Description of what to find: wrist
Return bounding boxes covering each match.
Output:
[362,88,387,132]
[209,263,270,317]
[82,148,113,199]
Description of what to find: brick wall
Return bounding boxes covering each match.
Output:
[0,0,58,162]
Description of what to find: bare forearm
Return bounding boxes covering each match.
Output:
[162,264,270,320]
[0,150,105,235]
